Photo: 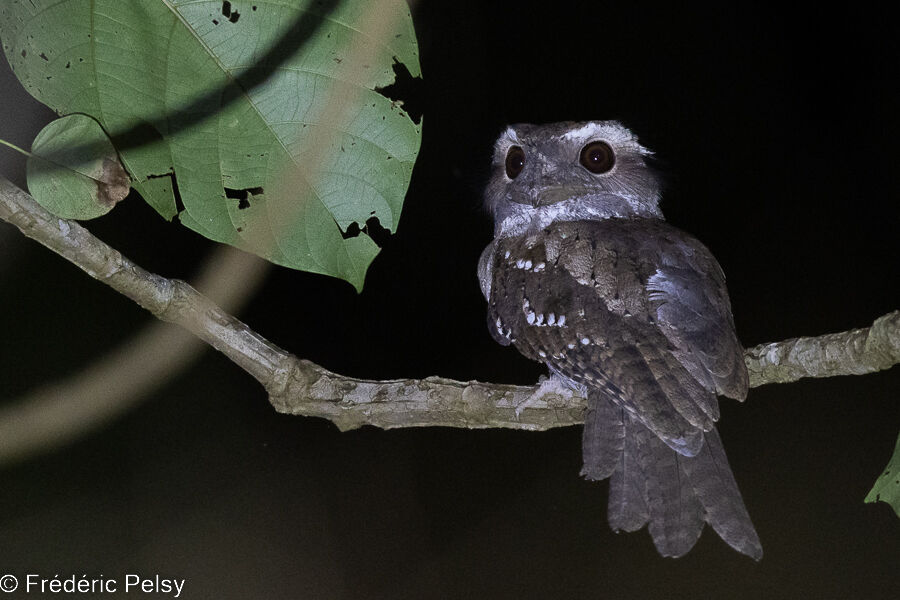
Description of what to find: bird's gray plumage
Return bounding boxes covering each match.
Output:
[478,120,761,559]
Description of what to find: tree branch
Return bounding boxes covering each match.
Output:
[1,175,898,438]
[745,313,900,386]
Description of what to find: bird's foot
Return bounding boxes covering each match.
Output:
[514,373,579,419]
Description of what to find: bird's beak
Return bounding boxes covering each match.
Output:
[530,186,568,208]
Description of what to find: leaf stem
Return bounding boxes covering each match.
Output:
[0,138,33,158]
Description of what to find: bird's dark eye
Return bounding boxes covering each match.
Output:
[579,141,615,174]
[505,146,525,179]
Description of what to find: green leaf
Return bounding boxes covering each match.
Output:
[26,114,130,220]
[0,0,422,291]
[865,431,900,518]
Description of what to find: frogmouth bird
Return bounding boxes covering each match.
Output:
[477,120,761,559]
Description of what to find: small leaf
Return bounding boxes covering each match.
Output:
[865,431,900,518]
[26,114,130,220]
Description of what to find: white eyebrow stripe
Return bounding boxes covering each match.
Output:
[560,122,610,142]
[558,121,652,155]
[493,127,522,158]
[502,127,520,145]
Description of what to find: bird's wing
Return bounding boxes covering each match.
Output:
[582,392,625,480]
[644,231,749,401]
[487,220,723,455]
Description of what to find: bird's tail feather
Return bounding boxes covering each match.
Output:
[582,394,762,560]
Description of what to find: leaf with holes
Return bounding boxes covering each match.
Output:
[26,114,130,220]
[0,0,422,291]
[865,432,900,518]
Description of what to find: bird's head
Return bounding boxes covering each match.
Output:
[485,120,663,237]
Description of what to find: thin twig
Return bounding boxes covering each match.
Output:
[0,138,32,157]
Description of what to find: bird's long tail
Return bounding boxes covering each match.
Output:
[582,394,762,560]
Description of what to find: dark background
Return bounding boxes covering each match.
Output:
[1,2,899,598]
